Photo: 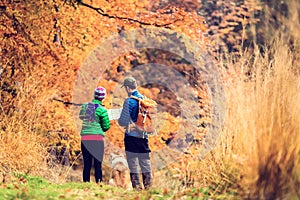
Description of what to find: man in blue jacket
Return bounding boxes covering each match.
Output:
[118,77,152,190]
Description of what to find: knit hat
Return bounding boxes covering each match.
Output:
[94,86,106,101]
[121,77,137,89]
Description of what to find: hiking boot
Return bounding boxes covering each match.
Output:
[130,173,142,190]
[142,172,152,189]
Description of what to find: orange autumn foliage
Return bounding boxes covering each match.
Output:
[0,0,263,177]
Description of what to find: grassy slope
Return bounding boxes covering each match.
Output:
[0,174,234,200]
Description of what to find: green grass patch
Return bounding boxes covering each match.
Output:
[0,174,236,200]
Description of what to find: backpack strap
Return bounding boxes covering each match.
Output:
[87,102,99,111]
[83,103,100,122]
[129,95,143,101]
[127,95,148,137]
[128,95,142,127]
[129,95,143,112]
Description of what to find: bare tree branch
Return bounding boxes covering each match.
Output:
[77,1,182,28]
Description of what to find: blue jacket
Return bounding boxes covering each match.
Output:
[118,90,146,138]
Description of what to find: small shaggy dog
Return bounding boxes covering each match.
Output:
[108,153,131,190]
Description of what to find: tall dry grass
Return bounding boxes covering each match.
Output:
[0,113,47,180]
[0,72,46,181]
[230,37,299,199]
[0,70,78,183]
[190,35,300,199]
[174,1,300,199]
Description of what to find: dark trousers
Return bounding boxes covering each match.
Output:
[124,136,152,189]
[126,152,152,190]
[81,140,104,183]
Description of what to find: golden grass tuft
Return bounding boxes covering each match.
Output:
[187,35,300,199]
[0,113,48,180]
[237,38,300,199]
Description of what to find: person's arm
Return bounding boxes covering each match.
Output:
[97,107,111,132]
[118,98,131,127]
